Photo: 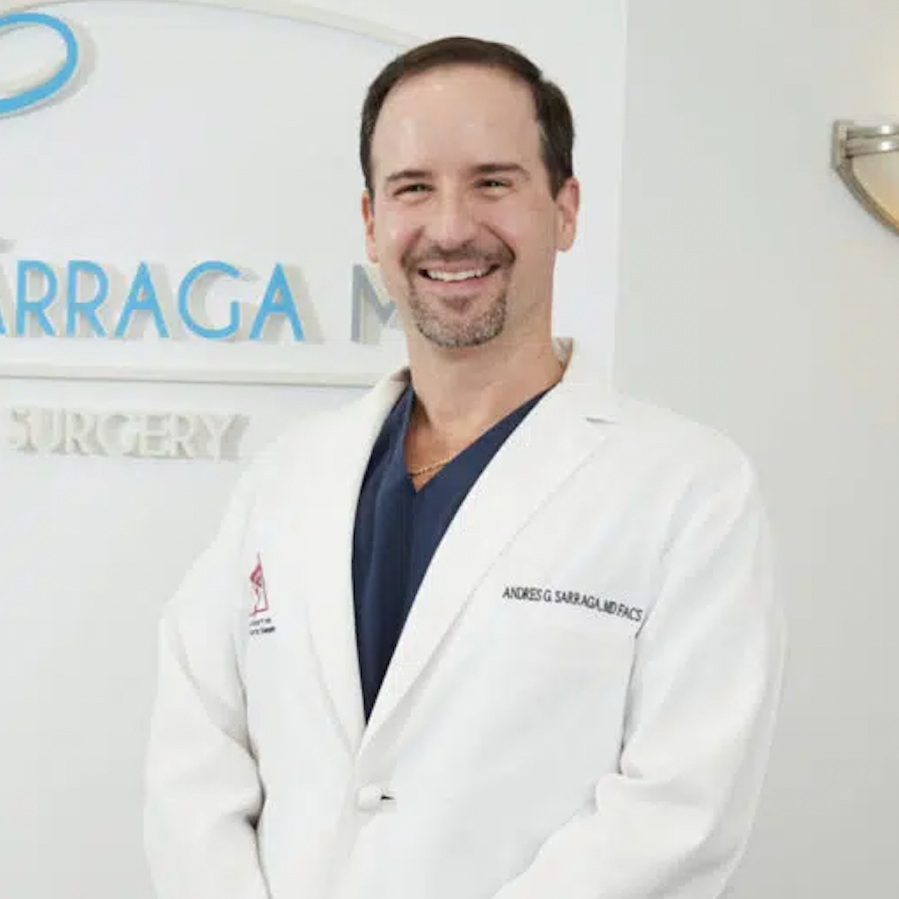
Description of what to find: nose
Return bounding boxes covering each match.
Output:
[425,189,479,249]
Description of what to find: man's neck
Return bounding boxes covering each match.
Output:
[404,333,564,455]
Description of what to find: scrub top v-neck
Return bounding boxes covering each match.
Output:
[351,383,548,721]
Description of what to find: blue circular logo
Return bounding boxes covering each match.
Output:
[0,13,79,116]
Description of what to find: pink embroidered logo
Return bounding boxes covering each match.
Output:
[250,557,269,617]
[249,556,275,636]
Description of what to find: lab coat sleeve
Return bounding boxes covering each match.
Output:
[491,449,786,899]
[144,474,270,899]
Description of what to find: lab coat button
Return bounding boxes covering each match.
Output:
[356,784,388,812]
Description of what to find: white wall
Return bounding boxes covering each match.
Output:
[0,3,626,899]
[617,1,899,895]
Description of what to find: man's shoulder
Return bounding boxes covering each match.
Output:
[231,381,399,506]
[612,392,738,446]
[602,391,760,492]
[560,340,756,482]
[242,395,367,482]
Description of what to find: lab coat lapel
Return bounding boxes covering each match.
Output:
[364,347,619,744]
[283,373,406,754]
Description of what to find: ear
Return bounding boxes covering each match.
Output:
[361,190,378,263]
[555,176,580,252]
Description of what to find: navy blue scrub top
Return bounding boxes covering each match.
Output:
[352,383,548,721]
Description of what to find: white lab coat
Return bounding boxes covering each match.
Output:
[144,338,785,899]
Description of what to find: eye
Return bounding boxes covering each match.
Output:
[395,183,431,197]
[477,178,512,192]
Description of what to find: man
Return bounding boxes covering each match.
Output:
[144,36,785,899]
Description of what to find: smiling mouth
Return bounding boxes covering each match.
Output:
[418,264,501,283]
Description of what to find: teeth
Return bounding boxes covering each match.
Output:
[425,268,488,282]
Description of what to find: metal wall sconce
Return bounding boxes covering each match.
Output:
[832,121,899,236]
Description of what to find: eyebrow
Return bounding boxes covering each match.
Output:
[383,162,530,185]
[471,163,530,180]
[384,168,432,186]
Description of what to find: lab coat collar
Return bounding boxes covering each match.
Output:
[361,337,619,746]
[291,337,619,755]
[384,335,618,423]
[284,375,408,754]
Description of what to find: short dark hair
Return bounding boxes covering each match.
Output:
[360,36,575,198]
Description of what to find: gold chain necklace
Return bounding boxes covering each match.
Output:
[408,452,457,478]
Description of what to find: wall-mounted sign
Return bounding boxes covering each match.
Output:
[4,259,308,341]
[5,407,242,459]
[1,252,401,354]
[0,2,416,385]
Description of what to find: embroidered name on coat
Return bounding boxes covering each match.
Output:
[503,585,644,623]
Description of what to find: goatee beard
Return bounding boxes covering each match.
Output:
[401,239,514,348]
[408,290,507,349]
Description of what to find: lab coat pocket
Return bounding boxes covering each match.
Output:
[478,600,636,757]
[496,602,636,674]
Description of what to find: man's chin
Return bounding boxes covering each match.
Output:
[412,306,506,350]
[418,327,502,350]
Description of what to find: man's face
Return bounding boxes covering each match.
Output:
[362,64,579,350]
